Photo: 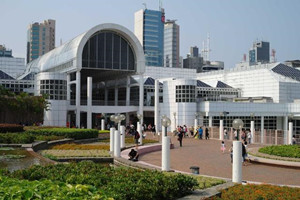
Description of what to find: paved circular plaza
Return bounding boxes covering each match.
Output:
[140,136,300,186]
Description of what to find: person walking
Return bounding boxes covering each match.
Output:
[221,140,226,153]
[198,126,203,139]
[242,141,247,166]
[224,129,228,140]
[229,144,233,163]
[178,129,183,147]
[205,127,209,140]
[234,130,238,140]
[247,131,252,144]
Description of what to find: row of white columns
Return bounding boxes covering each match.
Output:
[72,72,143,129]
[218,117,293,145]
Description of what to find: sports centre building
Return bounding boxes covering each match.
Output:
[18,23,300,144]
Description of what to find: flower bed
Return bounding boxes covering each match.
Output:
[41,149,110,158]
[209,184,300,200]
[6,161,198,200]
[51,143,110,150]
[100,137,158,144]
[258,145,300,158]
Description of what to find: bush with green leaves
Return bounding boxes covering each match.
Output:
[9,161,198,200]
[0,133,35,144]
[25,128,98,140]
[258,145,300,158]
[0,175,110,199]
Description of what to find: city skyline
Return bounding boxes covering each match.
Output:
[1,0,299,68]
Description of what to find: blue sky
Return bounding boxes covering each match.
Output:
[1,0,299,68]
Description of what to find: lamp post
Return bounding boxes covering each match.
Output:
[250,113,255,143]
[232,118,244,183]
[161,115,171,171]
[109,115,116,152]
[137,113,143,145]
[288,114,294,145]
[111,114,126,157]
[233,118,244,141]
[194,112,198,134]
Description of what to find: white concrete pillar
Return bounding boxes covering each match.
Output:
[139,74,144,125]
[67,74,70,102]
[250,121,255,144]
[126,76,130,106]
[283,116,288,145]
[87,77,92,129]
[219,120,224,140]
[137,122,143,145]
[120,125,125,148]
[162,136,170,171]
[154,79,160,134]
[288,122,293,145]
[126,113,130,125]
[194,118,198,134]
[261,116,264,144]
[114,130,120,157]
[232,141,242,183]
[76,71,81,128]
[110,127,115,152]
[115,87,118,106]
[209,116,213,127]
[101,119,105,130]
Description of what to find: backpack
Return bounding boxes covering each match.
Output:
[135,131,140,139]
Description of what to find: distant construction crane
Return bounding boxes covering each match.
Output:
[201,33,211,61]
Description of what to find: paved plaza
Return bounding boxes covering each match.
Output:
[140,135,300,186]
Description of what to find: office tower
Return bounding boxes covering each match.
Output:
[27,19,55,63]
[190,46,199,58]
[249,41,270,65]
[0,45,25,79]
[164,20,180,68]
[134,9,164,67]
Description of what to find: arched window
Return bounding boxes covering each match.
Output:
[82,31,135,71]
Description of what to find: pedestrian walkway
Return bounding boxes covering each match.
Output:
[139,136,300,186]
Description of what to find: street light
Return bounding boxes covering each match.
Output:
[137,113,143,145]
[161,115,171,137]
[161,115,171,171]
[232,119,244,140]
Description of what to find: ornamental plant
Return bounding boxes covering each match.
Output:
[9,161,198,200]
[25,128,98,139]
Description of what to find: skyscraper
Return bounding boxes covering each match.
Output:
[134,9,165,67]
[249,41,270,65]
[164,20,180,68]
[27,19,55,63]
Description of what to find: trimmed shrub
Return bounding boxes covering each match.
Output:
[0,133,35,144]
[25,128,98,140]
[9,161,198,200]
[258,145,300,158]
[99,130,110,134]
[51,143,110,150]
[0,124,24,133]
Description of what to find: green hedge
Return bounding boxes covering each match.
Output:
[25,128,98,140]
[99,130,110,134]
[258,145,300,158]
[0,133,35,144]
[0,124,24,133]
[9,161,198,200]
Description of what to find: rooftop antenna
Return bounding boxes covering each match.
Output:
[159,0,163,11]
[271,49,276,63]
[142,3,147,9]
[207,33,211,61]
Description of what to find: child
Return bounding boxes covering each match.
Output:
[221,140,226,153]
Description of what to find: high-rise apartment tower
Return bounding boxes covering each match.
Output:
[27,19,55,63]
[164,20,180,68]
[134,9,165,67]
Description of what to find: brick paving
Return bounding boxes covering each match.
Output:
[140,136,300,186]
